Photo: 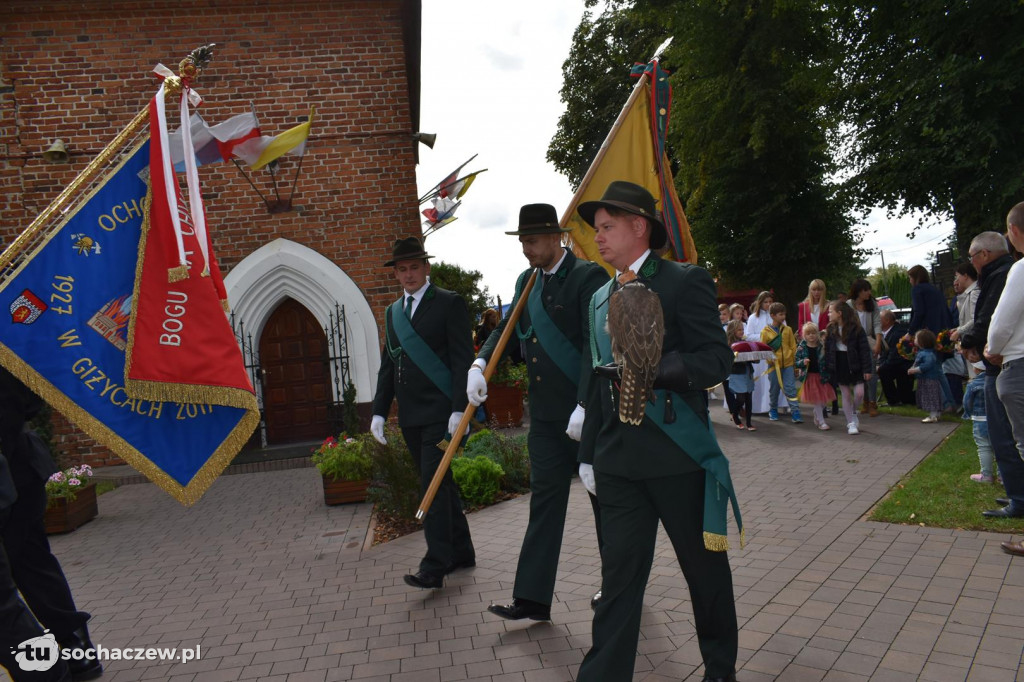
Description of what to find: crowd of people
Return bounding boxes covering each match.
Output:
[715,211,1024,556]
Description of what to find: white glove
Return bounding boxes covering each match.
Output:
[566,404,585,441]
[467,367,488,406]
[370,415,387,444]
[448,411,463,437]
[579,463,596,496]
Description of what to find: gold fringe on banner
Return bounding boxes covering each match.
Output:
[703,531,730,552]
[0,346,258,506]
[168,265,189,283]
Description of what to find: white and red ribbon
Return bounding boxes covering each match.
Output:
[151,64,210,275]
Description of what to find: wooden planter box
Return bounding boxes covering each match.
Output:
[486,385,525,427]
[322,476,370,505]
[44,482,98,534]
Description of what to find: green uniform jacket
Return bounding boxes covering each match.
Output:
[478,249,608,422]
[372,284,473,428]
[579,254,732,478]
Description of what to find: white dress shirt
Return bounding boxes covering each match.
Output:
[987,259,1024,363]
[402,281,431,318]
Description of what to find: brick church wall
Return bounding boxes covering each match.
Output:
[1,0,422,467]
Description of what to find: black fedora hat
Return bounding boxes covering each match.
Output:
[505,203,572,236]
[577,181,667,250]
[384,236,433,266]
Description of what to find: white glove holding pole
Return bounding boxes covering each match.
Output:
[370,415,387,444]
[447,411,463,437]
[579,463,596,496]
[566,404,585,441]
[467,365,488,406]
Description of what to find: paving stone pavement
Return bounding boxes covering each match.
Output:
[8,409,1024,682]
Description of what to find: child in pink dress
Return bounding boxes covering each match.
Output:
[795,322,837,430]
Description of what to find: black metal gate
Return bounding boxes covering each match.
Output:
[324,302,354,436]
[230,312,266,447]
[231,302,353,445]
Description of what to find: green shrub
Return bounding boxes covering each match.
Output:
[342,380,361,435]
[451,455,504,507]
[464,428,530,493]
[366,425,420,519]
[311,434,373,482]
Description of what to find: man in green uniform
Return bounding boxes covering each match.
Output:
[576,182,740,682]
[370,237,476,590]
[468,204,608,621]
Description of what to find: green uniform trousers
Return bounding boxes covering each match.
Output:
[402,422,475,578]
[578,469,737,681]
[512,418,603,605]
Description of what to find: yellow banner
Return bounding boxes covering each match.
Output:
[251,106,315,170]
[560,81,696,273]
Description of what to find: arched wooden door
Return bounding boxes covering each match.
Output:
[259,298,331,445]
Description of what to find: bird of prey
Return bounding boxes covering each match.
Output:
[606,276,664,425]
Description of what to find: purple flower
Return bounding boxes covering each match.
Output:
[68,478,81,487]
[50,472,65,483]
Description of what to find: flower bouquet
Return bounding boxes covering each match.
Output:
[491,358,529,391]
[44,464,99,534]
[897,337,917,361]
[312,434,373,505]
[45,464,94,505]
[311,435,372,483]
[935,329,956,354]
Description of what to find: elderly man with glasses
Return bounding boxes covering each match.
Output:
[962,230,1022,519]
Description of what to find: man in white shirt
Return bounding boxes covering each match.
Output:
[988,203,1024,555]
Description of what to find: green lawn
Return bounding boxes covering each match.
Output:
[96,480,118,496]
[870,421,1024,533]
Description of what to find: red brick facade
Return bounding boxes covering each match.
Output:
[1,0,422,467]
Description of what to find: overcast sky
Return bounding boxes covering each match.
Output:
[415,0,954,304]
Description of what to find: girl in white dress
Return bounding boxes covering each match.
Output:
[744,291,775,415]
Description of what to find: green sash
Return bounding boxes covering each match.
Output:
[765,327,783,352]
[590,280,744,551]
[387,295,452,400]
[525,270,582,385]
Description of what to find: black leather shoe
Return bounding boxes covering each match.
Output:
[996,497,1010,506]
[701,674,737,682]
[403,571,443,589]
[486,598,550,621]
[446,557,476,574]
[590,590,602,611]
[58,625,103,681]
[982,506,1024,519]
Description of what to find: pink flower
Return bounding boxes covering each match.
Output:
[49,472,64,483]
[68,478,81,487]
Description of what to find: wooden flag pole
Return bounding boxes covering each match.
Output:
[415,269,538,520]
[0,107,149,273]
[0,45,215,274]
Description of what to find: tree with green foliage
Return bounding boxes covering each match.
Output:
[834,2,1024,249]
[867,263,912,307]
[549,0,861,309]
[429,261,491,320]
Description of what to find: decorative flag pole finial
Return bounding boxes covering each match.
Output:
[163,43,215,97]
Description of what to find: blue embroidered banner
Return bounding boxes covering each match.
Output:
[0,140,257,504]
